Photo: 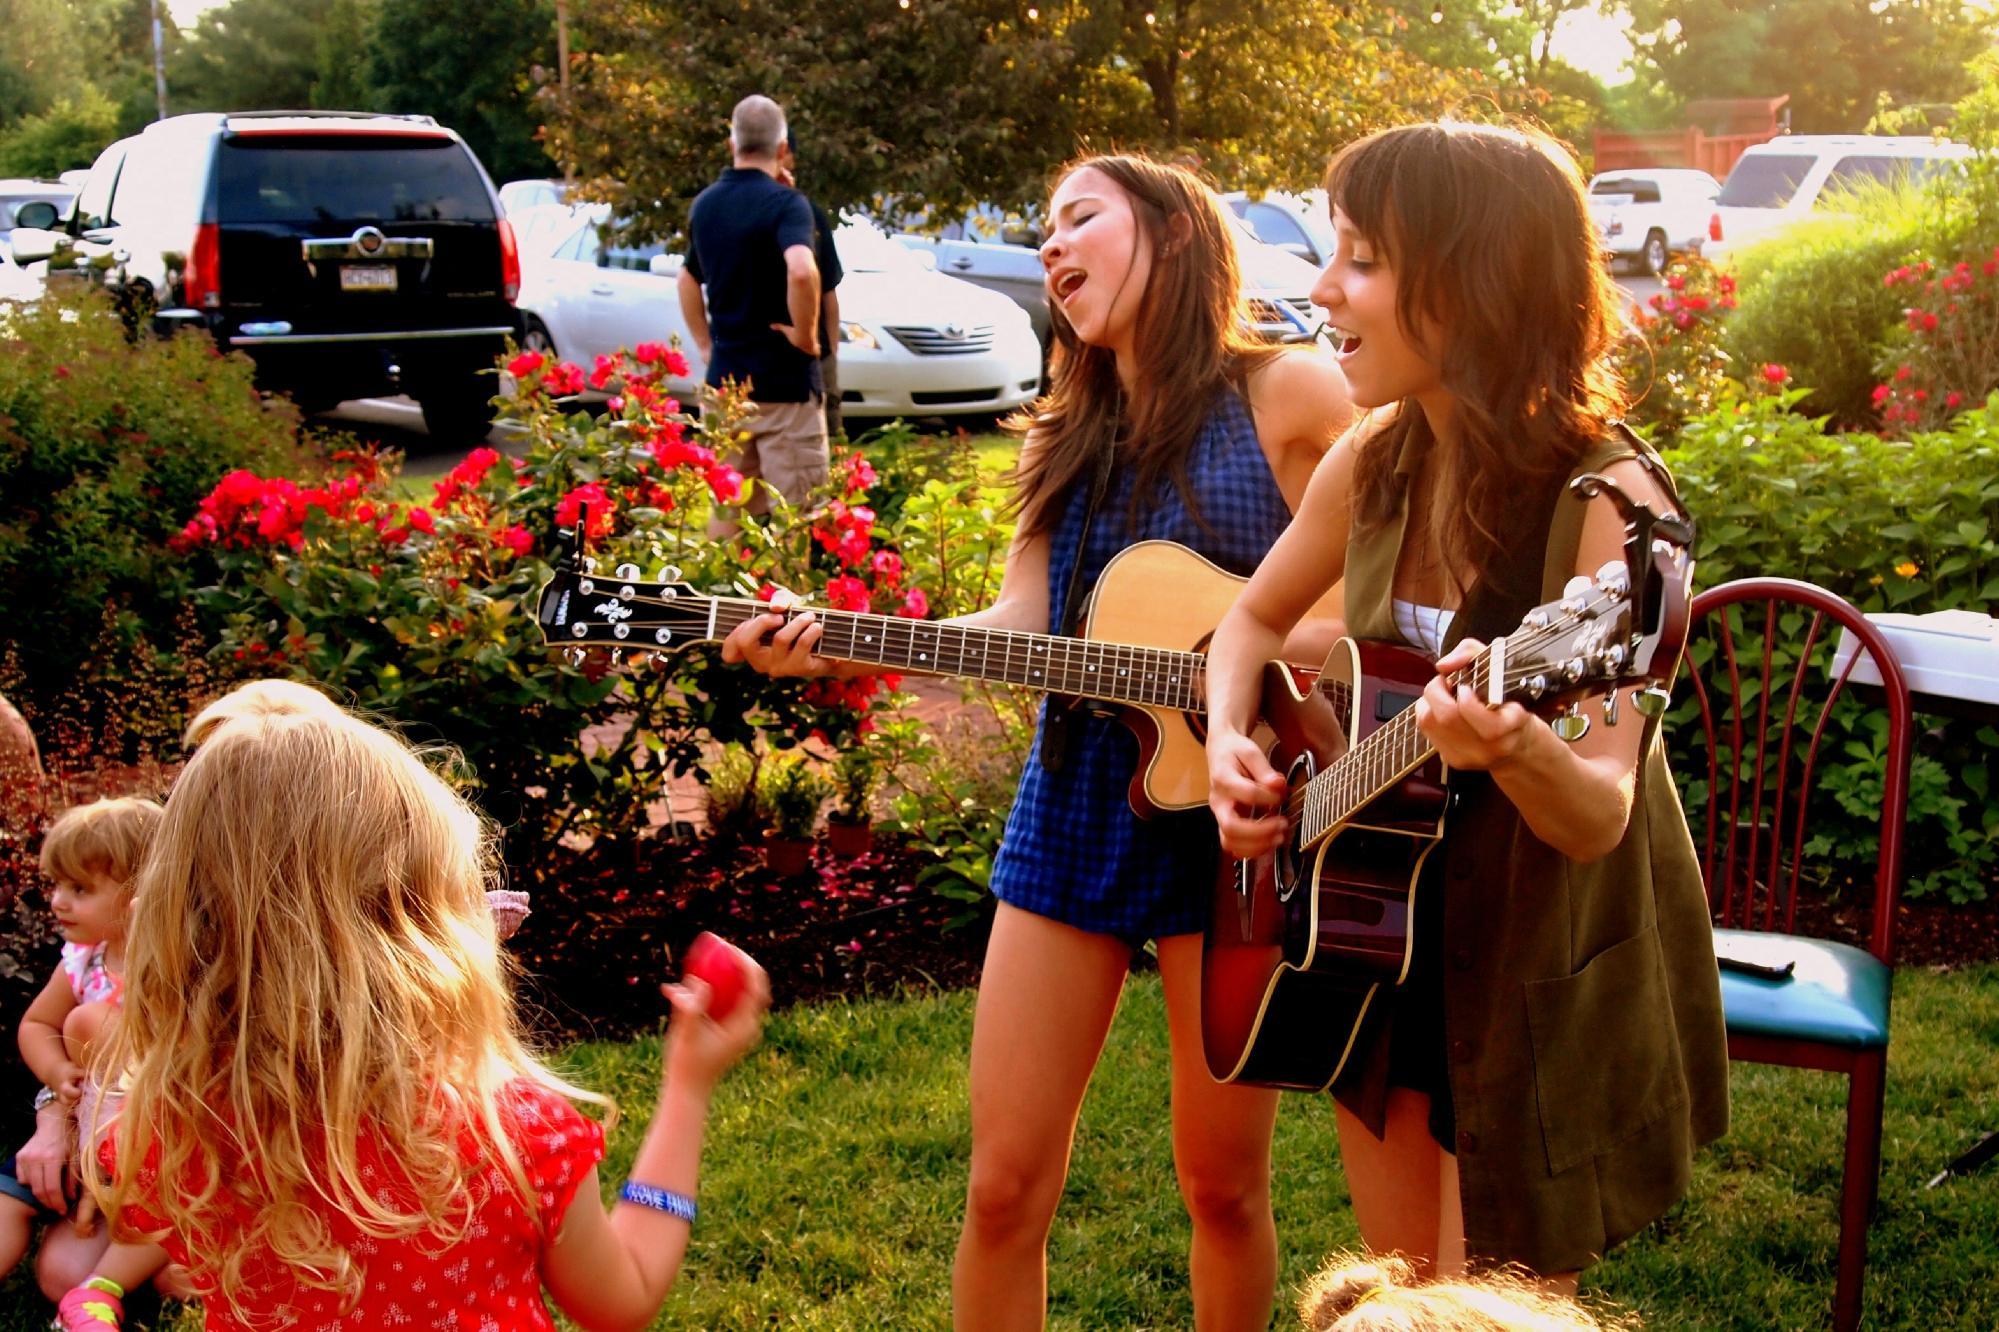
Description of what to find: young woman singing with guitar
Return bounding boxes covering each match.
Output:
[1203,123,1729,1287]
[723,155,1350,1329]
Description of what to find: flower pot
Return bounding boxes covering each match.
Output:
[825,817,873,858]
[762,832,815,877]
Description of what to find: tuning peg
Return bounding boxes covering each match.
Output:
[653,627,673,645]
[613,623,631,640]
[577,577,595,595]
[583,556,598,573]
[610,649,625,667]
[569,623,588,639]
[614,562,641,581]
[1601,691,1620,727]
[1562,574,1594,599]
[563,647,585,665]
[1631,684,1672,719]
[655,564,682,583]
[1550,703,1591,742]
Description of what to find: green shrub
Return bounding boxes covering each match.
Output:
[0,289,310,751]
[1660,391,1999,900]
[757,750,830,840]
[1723,187,1955,429]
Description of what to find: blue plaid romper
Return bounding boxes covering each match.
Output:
[989,388,1293,942]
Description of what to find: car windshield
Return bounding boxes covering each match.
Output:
[1592,178,1662,203]
[1717,155,1815,209]
[217,137,496,224]
[835,223,925,274]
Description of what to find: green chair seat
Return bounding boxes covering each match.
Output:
[1713,927,1892,1050]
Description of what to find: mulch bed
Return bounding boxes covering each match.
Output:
[507,830,993,1043]
[505,825,1999,1045]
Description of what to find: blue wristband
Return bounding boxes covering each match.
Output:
[618,1179,697,1224]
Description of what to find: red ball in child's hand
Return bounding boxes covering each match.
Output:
[682,932,749,1021]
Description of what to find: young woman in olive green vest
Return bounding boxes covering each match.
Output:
[1203,122,1729,1286]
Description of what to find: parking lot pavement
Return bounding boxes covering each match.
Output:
[319,396,524,473]
[1617,272,1667,310]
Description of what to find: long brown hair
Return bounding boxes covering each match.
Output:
[1011,154,1281,538]
[1327,122,1626,598]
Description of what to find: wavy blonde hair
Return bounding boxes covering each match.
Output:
[93,685,604,1308]
[1300,1253,1638,1331]
[40,796,163,888]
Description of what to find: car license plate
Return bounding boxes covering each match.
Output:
[340,264,397,292]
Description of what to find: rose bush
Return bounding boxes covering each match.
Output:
[1615,256,1741,433]
[1875,250,1999,431]
[176,343,926,874]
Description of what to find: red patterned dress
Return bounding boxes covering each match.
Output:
[109,1079,605,1330]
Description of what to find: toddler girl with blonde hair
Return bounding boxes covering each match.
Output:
[69,681,766,1330]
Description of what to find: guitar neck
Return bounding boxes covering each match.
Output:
[703,598,1208,711]
[1294,648,1498,849]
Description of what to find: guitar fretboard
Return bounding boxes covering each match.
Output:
[1294,650,1495,848]
[710,599,1209,710]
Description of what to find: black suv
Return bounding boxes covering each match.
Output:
[10,111,520,442]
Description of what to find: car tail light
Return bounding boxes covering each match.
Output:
[498,217,520,304]
[1709,212,1723,243]
[185,223,221,310]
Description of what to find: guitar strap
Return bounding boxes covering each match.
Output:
[1039,435,1117,774]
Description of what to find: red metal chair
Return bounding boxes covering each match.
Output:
[1680,577,1912,1332]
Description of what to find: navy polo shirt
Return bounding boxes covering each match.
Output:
[685,167,820,403]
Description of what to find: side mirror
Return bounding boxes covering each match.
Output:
[648,252,684,279]
[7,228,66,266]
[13,201,61,231]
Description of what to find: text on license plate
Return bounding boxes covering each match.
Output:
[340,264,397,292]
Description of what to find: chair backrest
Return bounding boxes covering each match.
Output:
[1680,577,1913,964]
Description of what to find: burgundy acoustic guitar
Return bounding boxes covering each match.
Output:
[1202,476,1695,1091]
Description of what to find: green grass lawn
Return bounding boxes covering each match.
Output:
[11,963,1994,1329]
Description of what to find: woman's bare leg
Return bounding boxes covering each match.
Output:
[1156,933,1281,1331]
[953,904,1132,1332]
[1334,1088,1460,1274]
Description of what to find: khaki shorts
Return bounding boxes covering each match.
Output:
[724,396,830,518]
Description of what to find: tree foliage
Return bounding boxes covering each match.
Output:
[169,0,354,113]
[0,0,164,171]
[545,0,1468,241]
[1624,0,1995,133]
[367,0,555,182]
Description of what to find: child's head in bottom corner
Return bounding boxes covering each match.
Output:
[102,683,593,1301]
[1300,1252,1637,1331]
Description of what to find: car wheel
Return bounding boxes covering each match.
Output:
[1643,231,1669,276]
[522,316,556,357]
[418,376,498,445]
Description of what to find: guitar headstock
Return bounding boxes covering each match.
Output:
[535,560,716,656]
[1486,475,1695,736]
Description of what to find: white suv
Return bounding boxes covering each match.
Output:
[1708,135,1972,261]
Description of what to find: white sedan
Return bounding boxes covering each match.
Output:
[514,207,1042,419]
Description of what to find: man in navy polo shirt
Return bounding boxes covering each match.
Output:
[678,94,826,530]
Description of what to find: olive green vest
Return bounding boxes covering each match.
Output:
[1337,427,1730,1274]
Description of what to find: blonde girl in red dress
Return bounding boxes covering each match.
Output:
[73,681,768,1331]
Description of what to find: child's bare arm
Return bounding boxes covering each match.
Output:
[19,966,82,1097]
[541,967,769,1332]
